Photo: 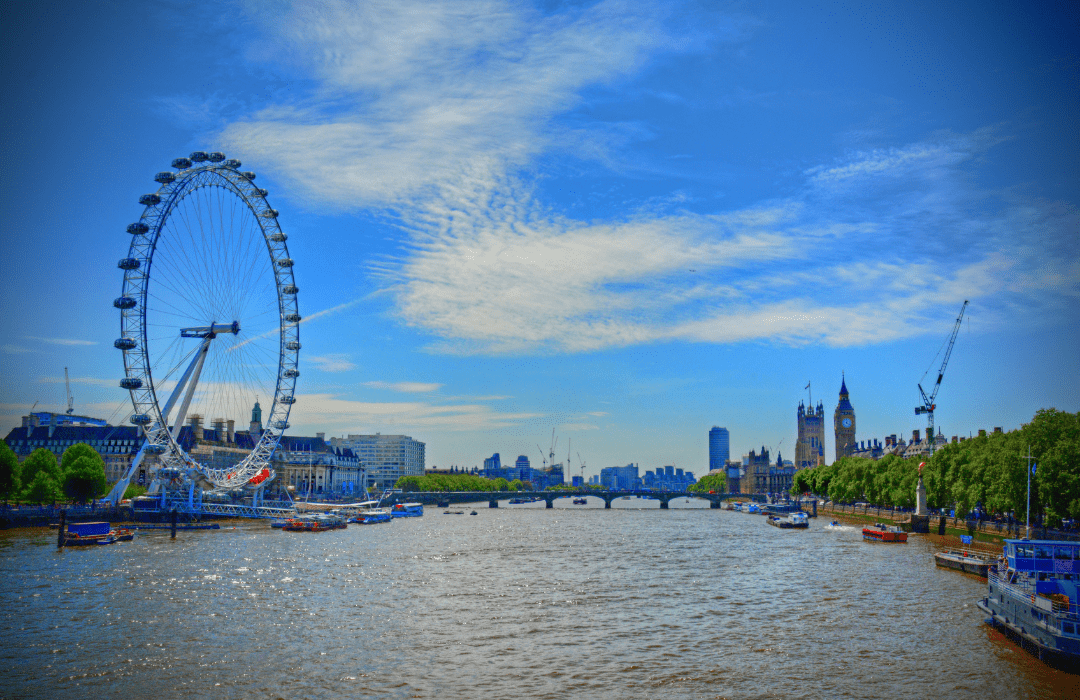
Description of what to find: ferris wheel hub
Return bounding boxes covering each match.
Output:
[180,321,241,338]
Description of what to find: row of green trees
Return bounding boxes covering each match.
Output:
[688,473,727,493]
[0,441,110,504]
[395,473,534,492]
[791,408,1080,526]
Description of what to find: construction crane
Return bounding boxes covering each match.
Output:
[577,452,586,483]
[548,428,558,471]
[536,445,547,468]
[64,367,74,415]
[915,300,968,453]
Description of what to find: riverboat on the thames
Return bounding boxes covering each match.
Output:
[976,539,1080,665]
[391,503,423,518]
[281,513,347,532]
[862,523,908,542]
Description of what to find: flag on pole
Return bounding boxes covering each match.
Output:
[1032,464,1037,475]
[804,382,810,390]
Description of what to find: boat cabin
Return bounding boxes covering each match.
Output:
[1005,539,1080,592]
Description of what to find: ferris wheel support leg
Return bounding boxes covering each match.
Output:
[171,339,211,439]
[159,338,212,429]
[105,441,149,506]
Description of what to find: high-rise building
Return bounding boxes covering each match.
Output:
[833,374,856,462]
[796,400,825,470]
[709,426,730,471]
[331,433,425,490]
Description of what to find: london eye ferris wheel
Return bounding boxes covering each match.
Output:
[113,151,299,493]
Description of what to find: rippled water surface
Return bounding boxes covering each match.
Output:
[3,502,1078,699]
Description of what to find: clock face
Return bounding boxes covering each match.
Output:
[842,417,852,428]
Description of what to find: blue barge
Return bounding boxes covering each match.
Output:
[976,538,1080,666]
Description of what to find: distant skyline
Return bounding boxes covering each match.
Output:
[2,1,1078,480]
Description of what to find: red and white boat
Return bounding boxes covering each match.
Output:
[862,522,908,542]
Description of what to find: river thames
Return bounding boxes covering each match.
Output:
[2,500,1077,699]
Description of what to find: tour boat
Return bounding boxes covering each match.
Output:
[573,497,588,505]
[350,508,392,524]
[862,523,908,542]
[977,539,1080,665]
[767,512,809,529]
[391,502,424,518]
[281,513,347,532]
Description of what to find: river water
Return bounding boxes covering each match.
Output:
[2,499,1078,699]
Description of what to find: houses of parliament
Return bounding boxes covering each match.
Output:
[796,375,856,470]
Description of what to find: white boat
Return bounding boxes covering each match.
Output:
[391,502,424,518]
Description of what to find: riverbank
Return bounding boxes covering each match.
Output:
[818,504,1008,550]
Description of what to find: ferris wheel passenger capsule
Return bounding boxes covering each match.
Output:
[286,340,301,351]
[256,188,269,196]
[171,157,192,169]
[154,172,176,184]
[285,314,301,323]
[263,209,279,218]
[119,378,143,390]
[114,337,137,350]
[223,159,241,168]
[139,194,161,206]
[276,258,293,267]
[114,297,137,309]
[207,152,225,162]
[284,369,299,378]
[270,232,287,242]
[144,444,166,455]
[273,420,290,430]
[127,222,149,235]
[240,171,256,180]
[189,151,209,162]
[280,395,296,404]
[282,285,299,294]
[130,414,152,425]
[118,258,141,270]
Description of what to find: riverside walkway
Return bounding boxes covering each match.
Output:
[386,490,765,509]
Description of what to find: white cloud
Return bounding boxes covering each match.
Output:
[2,345,30,354]
[218,2,1079,355]
[25,336,97,346]
[307,354,356,372]
[363,381,443,393]
[225,0,677,209]
[288,392,539,432]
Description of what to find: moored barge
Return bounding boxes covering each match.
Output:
[977,539,1080,665]
[934,549,996,577]
[60,522,134,546]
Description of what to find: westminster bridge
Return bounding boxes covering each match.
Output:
[385,490,767,510]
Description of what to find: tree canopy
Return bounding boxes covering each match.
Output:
[396,473,521,492]
[0,441,19,499]
[791,409,1080,525]
[61,443,105,477]
[689,473,727,493]
[20,448,62,493]
[24,470,62,504]
[63,455,109,503]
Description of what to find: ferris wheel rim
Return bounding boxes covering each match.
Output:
[114,152,299,490]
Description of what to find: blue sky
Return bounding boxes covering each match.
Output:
[2,0,1077,479]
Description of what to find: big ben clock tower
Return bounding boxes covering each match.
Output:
[834,374,856,461]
